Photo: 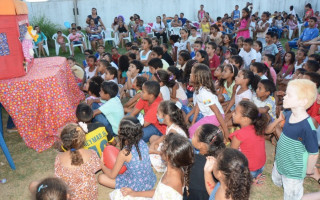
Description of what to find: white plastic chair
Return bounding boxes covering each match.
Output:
[52,33,71,56]
[123,32,132,43]
[169,27,182,36]
[101,28,117,47]
[68,33,85,54]
[144,24,154,38]
[298,23,303,36]
[33,36,50,57]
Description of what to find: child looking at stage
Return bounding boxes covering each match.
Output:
[230,101,268,182]
[91,81,124,136]
[99,117,156,193]
[167,66,188,105]
[149,100,188,172]
[188,124,226,199]
[153,69,175,101]
[123,76,147,114]
[187,64,229,140]
[105,66,118,83]
[85,55,97,81]
[239,38,256,70]
[130,81,167,142]
[55,123,101,200]
[95,45,105,61]
[83,49,93,68]
[76,103,116,157]
[29,177,68,200]
[263,54,277,84]
[67,57,84,85]
[120,133,194,199]
[206,42,220,78]
[85,76,104,103]
[204,148,252,200]
[252,79,276,121]
[267,79,318,200]
[120,60,144,98]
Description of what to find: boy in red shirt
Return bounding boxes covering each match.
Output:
[206,42,220,79]
[111,47,121,65]
[130,81,166,142]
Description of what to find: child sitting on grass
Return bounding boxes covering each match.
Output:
[167,66,188,105]
[84,76,104,104]
[85,55,97,81]
[83,49,93,68]
[120,60,144,98]
[76,103,116,157]
[105,66,118,83]
[120,133,194,199]
[55,123,101,200]
[130,81,167,142]
[29,177,68,200]
[99,117,156,194]
[204,148,252,199]
[67,57,84,86]
[90,81,124,136]
[124,76,147,114]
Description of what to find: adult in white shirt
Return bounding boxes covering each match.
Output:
[152,16,167,43]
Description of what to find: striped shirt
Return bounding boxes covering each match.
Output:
[275,111,318,179]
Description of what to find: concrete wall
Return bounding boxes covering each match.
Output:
[26,0,320,29]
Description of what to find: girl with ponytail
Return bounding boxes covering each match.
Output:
[204,148,252,200]
[121,133,194,199]
[55,123,101,200]
[186,124,226,199]
[229,100,268,184]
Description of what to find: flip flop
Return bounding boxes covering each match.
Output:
[253,178,264,186]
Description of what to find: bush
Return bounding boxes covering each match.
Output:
[30,15,61,48]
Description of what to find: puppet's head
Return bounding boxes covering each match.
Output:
[26,26,38,42]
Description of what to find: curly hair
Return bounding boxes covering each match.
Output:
[197,124,225,157]
[218,148,252,200]
[118,117,143,160]
[161,133,194,196]
[60,123,86,166]
[193,64,216,95]
[158,101,188,137]
[238,100,268,135]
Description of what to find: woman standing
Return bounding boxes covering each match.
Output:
[86,8,106,30]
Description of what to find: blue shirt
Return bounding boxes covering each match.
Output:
[179,18,187,26]
[209,182,221,200]
[224,22,234,30]
[190,51,196,59]
[299,27,319,42]
[233,10,240,20]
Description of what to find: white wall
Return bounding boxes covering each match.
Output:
[26,0,320,29]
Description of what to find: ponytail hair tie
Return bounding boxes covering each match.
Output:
[38,184,47,193]
[210,136,217,145]
[169,75,174,81]
[70,148,76,152]
[78,122,88,133]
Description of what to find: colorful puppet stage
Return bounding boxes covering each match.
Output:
[0,57,84,152]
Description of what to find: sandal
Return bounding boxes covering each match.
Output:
[253,178,264,186]
[256,173,266,181]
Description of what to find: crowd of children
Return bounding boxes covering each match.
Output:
[28,2,320,200]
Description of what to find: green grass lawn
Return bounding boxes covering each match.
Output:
[1,38,319,199]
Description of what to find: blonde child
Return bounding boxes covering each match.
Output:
[55,123,101,200]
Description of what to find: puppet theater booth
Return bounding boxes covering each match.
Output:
[0,0,84,170]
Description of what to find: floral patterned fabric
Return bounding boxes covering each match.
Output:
[0,33,10,56]
[0,57,84,152]
[116,140,156,191]
[55,150,101,200]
